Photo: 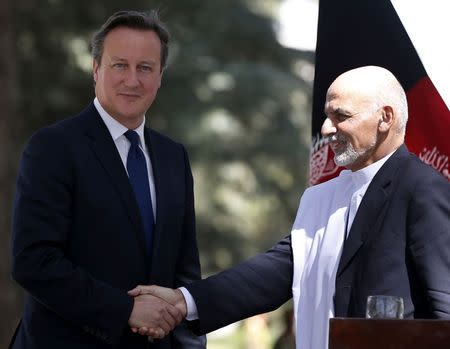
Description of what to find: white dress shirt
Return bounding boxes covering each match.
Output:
[346,154,393,235]
[93,98,156,219]
[291,151,394,349]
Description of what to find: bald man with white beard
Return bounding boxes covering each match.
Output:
[129,66,450,349]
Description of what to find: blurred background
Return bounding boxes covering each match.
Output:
[0,0,317,347]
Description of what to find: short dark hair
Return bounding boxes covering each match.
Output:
[91,10,170,71]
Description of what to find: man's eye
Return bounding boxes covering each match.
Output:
[113,63,127,69]
[139,65,153,72]
[336,114,349,122]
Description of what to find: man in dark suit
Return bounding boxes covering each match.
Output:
[10,10,205,349]
[129,66,450,348]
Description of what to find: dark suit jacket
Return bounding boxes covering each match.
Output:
[10,103,205,349]
[186,145,450,334]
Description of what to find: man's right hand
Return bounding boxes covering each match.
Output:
[128,293,183,338]
[128,285,188,337]
[128,285,187,317]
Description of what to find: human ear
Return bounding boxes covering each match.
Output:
[378,106,394,132]
[157,70,164,89]
[93,59,99,82]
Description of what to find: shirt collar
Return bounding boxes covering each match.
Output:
[94,97,147,145]
[350,150,395,188]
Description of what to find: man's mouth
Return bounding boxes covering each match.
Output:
[118,92,141,98]
[328,134,347,153]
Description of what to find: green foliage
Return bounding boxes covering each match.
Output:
[1,0,313,345]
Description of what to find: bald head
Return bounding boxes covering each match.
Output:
[322,66,408,171]
[327,66,408,134]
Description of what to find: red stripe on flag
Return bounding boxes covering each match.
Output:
[405,76,450,180]
[309,141,343,185]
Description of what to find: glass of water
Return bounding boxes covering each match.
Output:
[366,295,404,319]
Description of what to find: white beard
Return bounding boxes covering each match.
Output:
[329,133,377,167]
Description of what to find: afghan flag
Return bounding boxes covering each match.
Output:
[309,0,450,185]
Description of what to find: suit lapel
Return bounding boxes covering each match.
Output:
[82,104,150,265]
[336,183,389,277]
[336,145,408,277]
[144,128,166,278]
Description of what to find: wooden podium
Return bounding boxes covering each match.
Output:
[329,318,450,349]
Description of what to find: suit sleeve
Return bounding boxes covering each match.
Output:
[185,235,293,335]
[172,146,206,348]
[11,127,133,346]
[407,168,450,318]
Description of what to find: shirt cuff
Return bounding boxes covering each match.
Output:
[178,287,199,320]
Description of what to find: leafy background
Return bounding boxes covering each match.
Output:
[0,0,314,347]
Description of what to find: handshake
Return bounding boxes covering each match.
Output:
[127,285,187,339]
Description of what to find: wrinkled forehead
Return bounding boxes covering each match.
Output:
[325,79,375,113]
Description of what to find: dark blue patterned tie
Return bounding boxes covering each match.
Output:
[124,130,154,254]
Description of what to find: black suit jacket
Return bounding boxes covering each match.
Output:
[10,103,205,349]
[186,145,450,334]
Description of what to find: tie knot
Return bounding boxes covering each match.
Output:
[124,130,140,147]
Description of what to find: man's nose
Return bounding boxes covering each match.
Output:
[124,68,140,87]
[321,117,336,138]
